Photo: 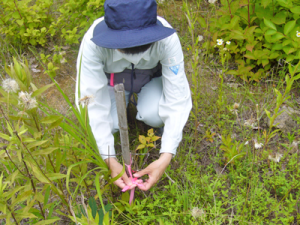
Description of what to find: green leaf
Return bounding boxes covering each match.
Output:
[151,136,161,142]
[103,212,110,225]
[265,29,276,36]
[66,160,92,195]
[32,147,58,156]
[12,12,20,19]
[244,52,256,59]
[88,197,98,219]
[136,144,145,150]
[283,46,291,54]
[40,115,62,124]
[269,52,280,59]
[139,135,146,145]
[271,33,285,42]
[34,218,60,225]
[16,20,24,26]
[95,173,107,216]
[230,30,245,40]
[282,39,292,46]
[46,173,67,181]
[271,12,286,24]
[264,18,277,30]
[261,0,272,8]
[31,164,51,184]
[286,55,295,62]
[262,59,269,67]
[26,140,48,149]
[0,133,11,141]
[3,186,24,199]
[31,83,55,98]
[198,17,206,28]
[11,190,33,208]
[272,43,283,51]
[48,117,63,130]
[284,21,296,35]
[265,109,271,119]
[277,0,293,8]
[44,185,51,205]
[15,213,37,220]
[291,6,300,14]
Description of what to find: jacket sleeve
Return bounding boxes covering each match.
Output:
[158,32,192,156]
[75,22,116,160]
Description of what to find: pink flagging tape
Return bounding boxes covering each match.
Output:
[110,73,114,86]
[121,156,143,205]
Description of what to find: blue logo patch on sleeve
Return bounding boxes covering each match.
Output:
[169,65,180,75]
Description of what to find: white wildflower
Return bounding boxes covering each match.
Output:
[254,139,263,149]
[18,91,37,110]
[230,102,239,114]
[208,0,217,4]
[198,35,204,42]
[233,103,239,109]
[79,95,95,106]
[268,153,283,163]
[244,118,256,128]
[2,78,19,93]
[297,31,300,38]
[217,39,223,45]
[291,141,298,153]
[191,207,205,219]
[60,57,67,64]
[226,41,231,45]
[245,141,249,145]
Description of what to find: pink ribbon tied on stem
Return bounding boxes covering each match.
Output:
[121,163,143,204]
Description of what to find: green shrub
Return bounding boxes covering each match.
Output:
[204,0,300,81]
[0,0,104,46]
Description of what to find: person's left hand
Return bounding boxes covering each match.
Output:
[133,153,172,191]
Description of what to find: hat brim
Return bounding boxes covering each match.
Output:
[91,20,176,49]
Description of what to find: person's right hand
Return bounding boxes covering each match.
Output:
[105,158,136,190]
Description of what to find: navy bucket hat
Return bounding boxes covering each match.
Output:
[91,0,176,49]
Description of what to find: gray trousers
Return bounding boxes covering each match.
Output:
[108,77,164,134]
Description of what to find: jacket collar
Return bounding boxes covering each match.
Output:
[112,48,151,65]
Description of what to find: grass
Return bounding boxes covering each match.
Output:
[1,0,300,224]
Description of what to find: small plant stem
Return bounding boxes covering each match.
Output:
[7,204,19,225]
[256,104,260,138]
[247,0,250,27]
[3,147,26,177]
[226,0,233,19]
[7,93,9,112]
[32,113,41,132]
[13,0,28,30]
[21,153,46,219]
[0,9,7,26]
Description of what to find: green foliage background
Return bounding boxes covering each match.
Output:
[0,0,104,46]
